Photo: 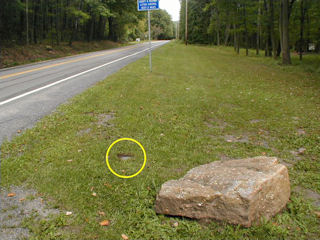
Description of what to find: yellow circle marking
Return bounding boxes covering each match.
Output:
[106,138,147,179]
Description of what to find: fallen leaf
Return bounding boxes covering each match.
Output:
[67,159,73,162]
[7,193,16,197]
[19,198,26,202]
[100,220,110,226]
[140,106,144,110]
[121,234,129,240]
[98,211,105,216]
[66,211,73,216]
[104,183,112,188]
[315,211,320,218]
[78,149,82,153]
[92,192,97,197]
[90,187,94,191]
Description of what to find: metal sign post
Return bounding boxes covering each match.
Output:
[137,0,160,72]
[148,10,152,72]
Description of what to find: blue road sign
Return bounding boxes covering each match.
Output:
[137,0,160,11]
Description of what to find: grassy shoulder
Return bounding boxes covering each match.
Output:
[1,42,320,239]
[0,40,137,69]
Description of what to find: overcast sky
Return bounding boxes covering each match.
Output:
[159,0,180,22]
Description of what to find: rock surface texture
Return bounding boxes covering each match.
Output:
[155,157,290,227]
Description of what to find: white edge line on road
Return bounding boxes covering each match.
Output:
[0,42,166,107]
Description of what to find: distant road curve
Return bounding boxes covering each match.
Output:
[0,41,169,144]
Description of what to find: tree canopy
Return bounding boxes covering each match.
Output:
[179,0,320,64]
[151,9,175,40]
[0,0,174,47]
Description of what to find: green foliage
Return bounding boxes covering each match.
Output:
[0,0,174,45]
[151,10,175,40]
[2,43,320,239]
[180,0,320,56]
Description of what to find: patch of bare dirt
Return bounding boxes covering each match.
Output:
[97,113,115,127]
[77,128,92,136]
[204,118,230,130]
[224,135,250,143]
[0,186,60,240]
[293,186,320,209]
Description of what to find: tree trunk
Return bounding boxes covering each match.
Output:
[270,0,276,59]
[237,31,240,54]
[26,0,29,45]
[224,23,230,46]
[233,22,237,51]
[306,5,310,52]
[279,1,283,52]
[299,0,305,61]
[88,10,94,42]
[257,0,262,55]
[19,7,25,43]
[244,4,248,56]
[277,42,281,56]
[264,0,271,57]
[265,38,269,56]
[108,17,118,42]
[224,9,231,46]
[69,20,77,46]
[33,1,38,44]
[281,0,291,64]
[235,6,240,54]
[56,0,60,45]
[216,9,220,46]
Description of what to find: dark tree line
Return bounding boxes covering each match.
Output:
[0,0,144,45]
[180,0,320,64]
[0,0,175,47]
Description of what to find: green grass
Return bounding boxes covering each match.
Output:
[1,42,320,239]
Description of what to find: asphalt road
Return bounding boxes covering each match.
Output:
[0,41,169,145]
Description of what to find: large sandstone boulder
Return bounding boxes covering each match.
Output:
[155,157,290,227]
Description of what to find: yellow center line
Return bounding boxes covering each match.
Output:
[0,45,139,80]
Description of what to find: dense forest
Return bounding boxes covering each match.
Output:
[0,0,175,46]
[179,0,320,64]
[151,9,175,40]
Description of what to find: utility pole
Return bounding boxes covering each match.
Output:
[185,0,188,45]
[26,0,29,45]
